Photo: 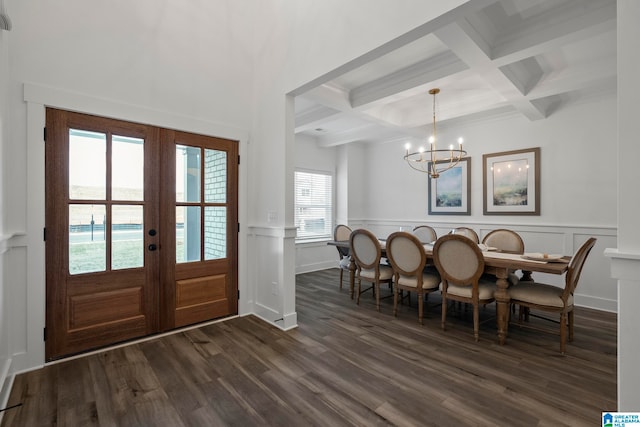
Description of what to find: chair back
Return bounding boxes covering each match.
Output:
[334,224,352,257]
[386,232,427,280]
[412,225,437,244]
[433,234,484,286]
[451,227,479,243]
[482,229,525,254]
[349,229,382,270]
[563,237,597,299]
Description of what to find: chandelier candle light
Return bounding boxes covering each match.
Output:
[403,88,467,178]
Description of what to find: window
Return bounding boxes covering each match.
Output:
[295,170,333,241]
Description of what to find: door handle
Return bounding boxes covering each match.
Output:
[148,244,157,251]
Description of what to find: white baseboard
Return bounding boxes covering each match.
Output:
[296,260,336,274]
[251,304,298,331]
[575,294,617,313]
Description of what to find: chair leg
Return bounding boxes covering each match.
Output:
[339,269,343,290]
[560,312,567,355]
[473,304,480,342]
[356,278,362,305]
[568,310,574,342]
[441,295,447,331]
[393,286,399,317]
[375,281,381,311]
[418,291,424,325]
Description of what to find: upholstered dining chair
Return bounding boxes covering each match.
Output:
[482,228,526,286]
[333,224,352,290]
[507,237,597,354]
[482,229,525,254]
[386,232,441,324]
[412,225,437,244]
[451,227,479,243]
[349,229,393,311]
[433,234,496,341]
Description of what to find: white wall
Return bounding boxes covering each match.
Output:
[365,95,617,226]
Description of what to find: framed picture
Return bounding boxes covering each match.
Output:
[483,147,540,215]
[428,157,471,215]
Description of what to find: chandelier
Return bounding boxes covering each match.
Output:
[403,88,467,178]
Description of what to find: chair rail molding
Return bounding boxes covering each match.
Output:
[604,248,640,280]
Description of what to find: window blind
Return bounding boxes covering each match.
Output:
[294,170,333,241]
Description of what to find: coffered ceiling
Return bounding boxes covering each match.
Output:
[294,0,616,147]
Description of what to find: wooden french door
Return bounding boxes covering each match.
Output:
[45,109,238,361]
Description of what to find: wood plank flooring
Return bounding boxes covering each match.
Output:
[2,268,617,426]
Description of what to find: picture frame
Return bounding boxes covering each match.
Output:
[428,157,471,215]
[483,147,540,215]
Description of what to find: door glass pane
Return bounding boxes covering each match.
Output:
[204,149,226,203]
[204,207,226,260]
[176,206,201,263]
[112,205,144,270]
[112,135,144,201]
[69,129,106,200]
[69,204,106,274]
[176,145,201,203]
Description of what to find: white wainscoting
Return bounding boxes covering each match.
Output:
[0,234,17,416]
[295,220,617,313]
[247,225,298,331]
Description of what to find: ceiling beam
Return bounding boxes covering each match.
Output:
[490,0,616,64]
[435,21,547,120]
[349,51,469,108]
[295,105,341,133]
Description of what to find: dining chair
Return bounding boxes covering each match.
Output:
[451,227,479,243]
[433,234,496,341]
[482,229,526,286]
[333,224,352,290]
[412,225,437,244]
[349,229,393,311]
[482,229,524,254]
[386,232,441,324]
[507,237,597,354]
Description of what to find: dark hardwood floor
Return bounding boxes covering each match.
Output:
[2,268,616,426]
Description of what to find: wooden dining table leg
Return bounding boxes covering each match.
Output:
[494,268,511,345]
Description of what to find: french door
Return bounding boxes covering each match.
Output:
[45,109,238,361]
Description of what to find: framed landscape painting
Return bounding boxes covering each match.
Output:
[483,147,540,215]
[428,157,470,215]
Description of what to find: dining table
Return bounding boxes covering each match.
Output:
[328,238,571,345]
